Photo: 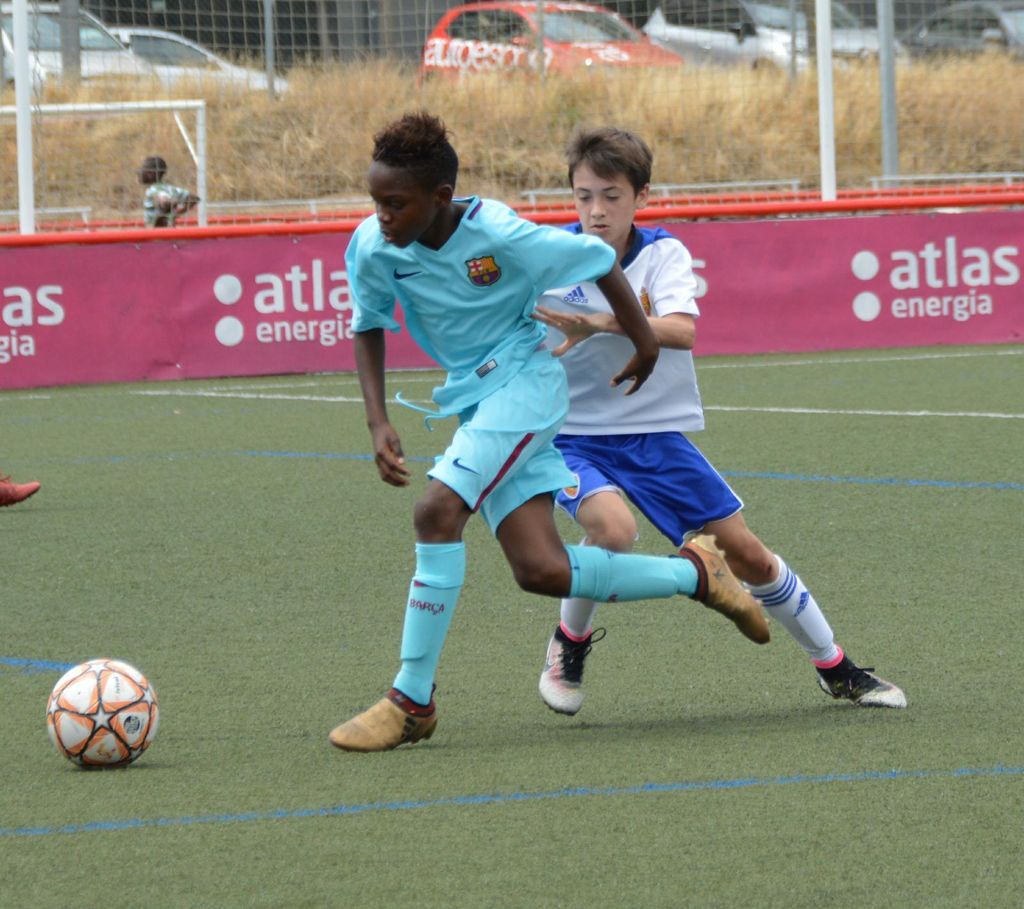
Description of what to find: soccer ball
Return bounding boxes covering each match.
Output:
[153,190,174,213]
[46,659,159,768]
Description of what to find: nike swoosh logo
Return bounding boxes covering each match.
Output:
[452,458,479,475]
[393,269,422,280]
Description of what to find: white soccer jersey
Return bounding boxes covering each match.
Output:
[541,225,705,435]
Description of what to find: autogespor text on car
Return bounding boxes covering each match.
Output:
[421,1,685,76]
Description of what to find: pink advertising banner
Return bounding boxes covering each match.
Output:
[0,209,1020,391]
[667,208,1022,355]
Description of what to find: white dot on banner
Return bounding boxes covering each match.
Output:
[851,251,880,281]
[213,274,243,304]
[215,316,244,346]
[852,292,882,322]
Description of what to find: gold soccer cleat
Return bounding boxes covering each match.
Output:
[680,534,771,644]
[329,688,438,753]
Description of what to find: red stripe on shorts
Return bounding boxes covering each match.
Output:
[473,432,535,512]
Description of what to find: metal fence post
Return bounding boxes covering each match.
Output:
[877,0,899,177]
[59,0,81,82]
[263,0,277,98]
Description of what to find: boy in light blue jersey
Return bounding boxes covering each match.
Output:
[328,112,770,753]
[533,126,906,714]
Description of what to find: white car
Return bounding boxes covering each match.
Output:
[1,2,154,87]
[644,0,896,71]
[111,26,287,93]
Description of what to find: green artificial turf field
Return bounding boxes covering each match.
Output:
[2,344,1022,908]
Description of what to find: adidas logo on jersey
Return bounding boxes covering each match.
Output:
[562,286,588,306]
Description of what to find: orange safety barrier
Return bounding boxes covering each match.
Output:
[1,186,1021,247]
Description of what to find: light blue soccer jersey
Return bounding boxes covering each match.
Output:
[346,197,616,417]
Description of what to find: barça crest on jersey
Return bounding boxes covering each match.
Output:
[466,256,501,286]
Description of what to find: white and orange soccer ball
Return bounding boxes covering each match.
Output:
[46,659,159,768]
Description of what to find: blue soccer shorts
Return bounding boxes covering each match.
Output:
[429,351,575,533]
[553,431,743,547]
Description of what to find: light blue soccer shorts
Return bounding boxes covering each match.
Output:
[429,350,575,533]
[554,431,744,548]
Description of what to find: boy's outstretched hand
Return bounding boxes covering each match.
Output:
[369,421,411,487]
[533,306,614,356]
[612,347,657,395]
[533,305,656,395]
[593,265,659,395]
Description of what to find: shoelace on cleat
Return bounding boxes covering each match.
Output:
[835,664,883,696]
[559,627,606,683]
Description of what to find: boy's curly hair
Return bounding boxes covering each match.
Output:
[566,127,652,194]
[372,112,459,191]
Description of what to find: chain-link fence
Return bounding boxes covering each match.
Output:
[2,0,1022,231]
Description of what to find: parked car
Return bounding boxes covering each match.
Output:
[643,0,892,70]
[421,1,685,76]
[901,0,1024,56]
[111,27,288,93]
[1,2,154,87]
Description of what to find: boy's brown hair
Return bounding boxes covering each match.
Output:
[566,127,653,194]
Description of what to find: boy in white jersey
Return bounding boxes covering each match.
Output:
[328,113,770,753]
[534,126,906,714]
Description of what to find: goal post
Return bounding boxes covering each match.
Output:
[0,98,207,233]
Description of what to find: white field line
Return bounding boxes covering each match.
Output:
[197,348,1021,387]
[697,347,1024,370]
[206,375,441,390]
[196,348,1023,385]
[705,405,1024,419]
[132,390,367,404]
[4,347,1020,403]
[130,388,1024,420]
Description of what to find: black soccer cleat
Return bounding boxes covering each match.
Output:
[538,626,606,715]
[816,656,907,708]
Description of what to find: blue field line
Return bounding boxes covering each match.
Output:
[719,469,1024,492]
[15,450,1022,491]
[238,451,1024,492]
[3,765,1021,839]
[0,657,76,675]
[241,450,380,461]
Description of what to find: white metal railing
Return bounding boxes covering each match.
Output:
[0,206,91,224]
[206,197,371,215]
[869,173,1024,190]
[519,179,803,206]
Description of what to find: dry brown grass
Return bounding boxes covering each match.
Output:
[2,54,1022,221]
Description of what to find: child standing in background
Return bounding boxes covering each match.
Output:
[139,156,199,228]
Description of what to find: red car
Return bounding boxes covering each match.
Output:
[422,1,685,76]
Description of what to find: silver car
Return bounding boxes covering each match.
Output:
[111,27,288,94]
[1,2,154,87]
[643,0,889,70]
[901,0,1024,57]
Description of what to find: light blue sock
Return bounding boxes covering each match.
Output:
[565,545,698,602]
[392,542,465,706]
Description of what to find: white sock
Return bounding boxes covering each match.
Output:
[560,597,599,641]
[750,555,839,664]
